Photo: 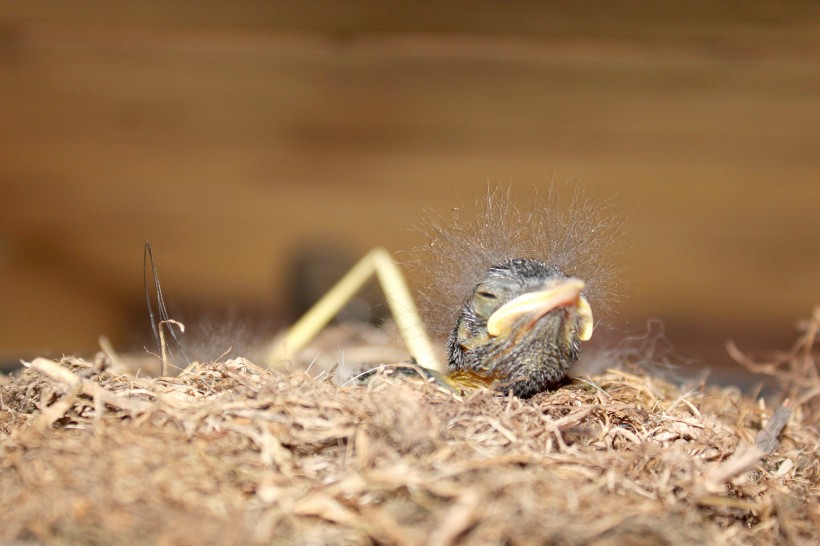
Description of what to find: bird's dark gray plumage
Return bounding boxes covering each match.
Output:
[446,258,584,397]
[412,185,622,397]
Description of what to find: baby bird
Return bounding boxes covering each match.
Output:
[446,258,593,397]
[415,185,621,397]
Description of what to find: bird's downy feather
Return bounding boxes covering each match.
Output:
[409,183,624,339]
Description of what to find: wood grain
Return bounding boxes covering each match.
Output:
[1,2,818,372]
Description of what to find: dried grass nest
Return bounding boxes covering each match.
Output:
[1,311,818,546]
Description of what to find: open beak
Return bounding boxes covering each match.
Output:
[486,277,594,341]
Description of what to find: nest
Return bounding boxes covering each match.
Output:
[1,312,818,545]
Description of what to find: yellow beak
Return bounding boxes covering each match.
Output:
[486,277,594,341]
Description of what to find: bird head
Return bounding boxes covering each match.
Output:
[412,184,622,398]
[446,258,593,397]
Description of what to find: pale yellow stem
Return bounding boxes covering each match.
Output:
[265,247,443,374]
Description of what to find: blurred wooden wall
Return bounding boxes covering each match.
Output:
[1,1,818,376]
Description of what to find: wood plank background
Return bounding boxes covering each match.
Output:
[1,1,818,378]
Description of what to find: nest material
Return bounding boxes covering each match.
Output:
[1,313,819,545]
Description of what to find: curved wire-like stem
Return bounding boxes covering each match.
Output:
[265,247,444,375]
